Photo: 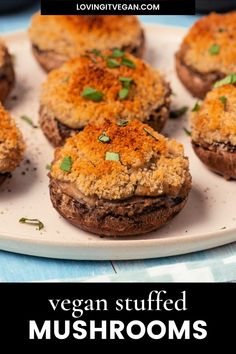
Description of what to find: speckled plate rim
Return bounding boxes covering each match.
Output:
[0,25,236,261]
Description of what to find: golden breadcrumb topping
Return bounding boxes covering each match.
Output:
[191,84,236,146]
[0,104,25,173]
[41,51,169,129]
[180,12,236,74]
[29,14,143,58]
[51,120,190,200]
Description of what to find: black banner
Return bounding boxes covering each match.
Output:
[41,0,196,15]
[0,283,235,347]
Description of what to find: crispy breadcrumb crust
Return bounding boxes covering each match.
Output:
[29,14,144,59]
[191,84,236,146]
[40,51,170,129]
[0,104,25,173]
[178,12,236,75]
[50,120,191,200]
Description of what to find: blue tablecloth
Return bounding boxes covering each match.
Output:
[0,3,236,282]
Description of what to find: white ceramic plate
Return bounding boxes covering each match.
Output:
[0,25,236,260]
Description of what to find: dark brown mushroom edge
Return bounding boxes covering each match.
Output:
[40,50,171,147]
[191,83,236,180]
[176,12,236,99]
[0,39,15,103]
[29,14,145,72]
[49,119,192,237]
[0,103,25,185]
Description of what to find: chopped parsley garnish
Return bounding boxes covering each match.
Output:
[218,28,226,33]
[192,102,201,112]
[209,44,220,55]
[107,58,120,68]
[61,76,70,83]
[119,77,133,88]
[105,152,120,161]
[46,164,51,171]
[117,120,129,127]
[121,57,136,69]
[92,49,102,56]
[60,156,73,172]
[170,106,188,119]
[98,132,111,143]
[111,48,125,58]
[82,53,97,63]
[118,77,133,100]
[219,96,227,108]
[183,127,192,136]
[20,115,38,128]
[119,88,129,100]
[214,74,236,88]
[143,128,158,140]
[19,218,44,231]
[81,87,103,102]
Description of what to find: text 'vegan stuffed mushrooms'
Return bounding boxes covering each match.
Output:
[191,78,236,180]
[49,119,191,237]
[0,104,25,184]
[0,39,15,103]
[29,14,145,72]
[40,50,171,147]
[176,12,236,99]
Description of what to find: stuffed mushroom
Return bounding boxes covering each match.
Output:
[191,78,236,179]
[29,14,145,72]
[176,12,236,99]
[0,104,25,184]
[40,50,171,146]
[0,39,15,103]
[49,119,191,236]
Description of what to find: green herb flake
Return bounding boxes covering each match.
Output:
[112,48,125,58]
[192,102,201,112]
[19,218,44,231]
[121,57,136,69]
[219,96,227,106]
[107,58,120,68]
[119,87,129,100]
[119,76,133,88]
[60,156,73,172]
[214,74,236,88]
[20,115,38,128]
[170,106,188,119]
[183,127,192,136]
[98,132,111,143]
[117,120,129,127]
[61,76,70,83]
[82,53,97,63]
[46,164,51,171]
[209,44,221,55]
[143,128,158,140]
[81,87,103,102]
[91,49,102,56]
[118,77,134,100]
[105,152,120,161]
[218,28,226,33]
